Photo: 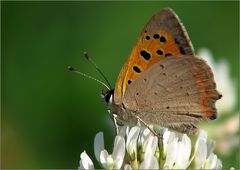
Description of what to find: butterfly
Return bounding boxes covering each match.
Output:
[100,8,221,135]
[69,8,221,135]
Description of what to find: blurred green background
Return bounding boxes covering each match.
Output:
[2,1,239,169]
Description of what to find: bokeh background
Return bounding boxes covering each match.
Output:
[2,1,239,169]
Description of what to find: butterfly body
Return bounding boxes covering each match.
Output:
[102,8,221,134]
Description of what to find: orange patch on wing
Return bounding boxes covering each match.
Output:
[114,30,181,105]
[192,66,221,119]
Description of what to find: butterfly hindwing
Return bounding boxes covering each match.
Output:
[122,56,221,134]
[114,8,194,105]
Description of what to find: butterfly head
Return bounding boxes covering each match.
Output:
[101,89,114,105]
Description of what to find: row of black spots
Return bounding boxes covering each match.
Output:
[144,33,167,43]
[153,33,167,43]
[144,30,150,40]
[140,50,151,60]
[156,49,173,57]
[133,66,141,73]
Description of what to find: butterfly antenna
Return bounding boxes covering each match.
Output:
[83,52,112,89]
[68,66,110,90]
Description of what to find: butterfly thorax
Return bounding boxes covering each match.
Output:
[102,89,138,126]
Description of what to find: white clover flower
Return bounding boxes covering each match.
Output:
[78,126,222,169]
[94,132,125,169]
[193,130,219,169]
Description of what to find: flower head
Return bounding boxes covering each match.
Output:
[78,126,222,169]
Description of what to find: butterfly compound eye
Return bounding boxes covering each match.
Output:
[103,89,114,104]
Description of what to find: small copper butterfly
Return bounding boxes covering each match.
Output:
[70,8,222,134]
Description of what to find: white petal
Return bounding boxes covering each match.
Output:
[100,150,109,168]
[112,136,125,159]
[124,164,132,170]
[197,130,208,143]
[79,160,84,170]
[126,126,140,156]
[94,132,104,162]
[144,136,158,158]
[125,126,130,137]
[126,126,140,148]
[106,156,114,169]
[163,130,171,155]
[174,135,191,169]
[173,141,184,169]
[164,137,178,169]
[179,134,191,168]
[168,131,177,142]
[112,136,125,169]
[139,126,151,145]
[204,153,217,169]
[216,159,223,169]
[207,139,216,158]
[114,157,124,169]
[80,151,94,169]
[139,155,159,169]
[194,139,207,169]
[128,140,137,159]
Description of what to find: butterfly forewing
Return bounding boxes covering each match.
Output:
[114,8,194,105]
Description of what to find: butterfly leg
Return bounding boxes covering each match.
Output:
[108,109,120,135]
[112,113,119,135]
[136,116,162,139]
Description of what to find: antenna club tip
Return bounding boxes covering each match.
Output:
[83,52,89,59]
[68,66,75,71]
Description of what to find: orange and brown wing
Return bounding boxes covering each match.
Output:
[114,8,194,105]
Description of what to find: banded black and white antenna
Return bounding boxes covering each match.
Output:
[68,52,111,90]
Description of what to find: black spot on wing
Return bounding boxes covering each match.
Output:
[133,66,141,73]
[156,49,163,55]
[160,36,166,43]
[140,50,151,60]
[153,34,160,39]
